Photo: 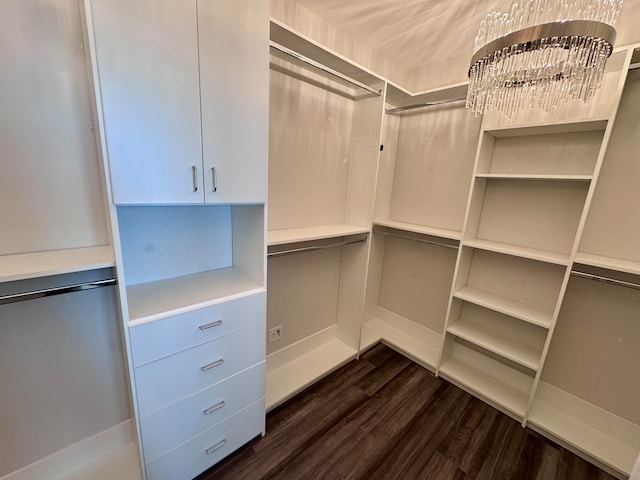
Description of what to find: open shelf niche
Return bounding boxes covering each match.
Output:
[117,204,265,326]
[266,24,384,409]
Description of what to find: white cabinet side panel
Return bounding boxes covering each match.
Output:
[389,104,481,232]
[199,0,268,204]
[90,0,203,204]
[0,0,109,255]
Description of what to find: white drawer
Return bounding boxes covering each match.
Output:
[135,323,265,417]
[140,362,265,462]
[145,398,264,480]
[130,292,265,366]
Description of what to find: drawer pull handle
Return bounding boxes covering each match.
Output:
[201,359,224,371]
[205,439,226,455]
[211,167,218,192]
[199,320,223,331]
[203,401,225,415]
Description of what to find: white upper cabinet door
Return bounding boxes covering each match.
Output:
[90,0,204,204]
[198,0,269,204]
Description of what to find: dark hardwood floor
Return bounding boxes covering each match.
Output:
[198,344,617,480]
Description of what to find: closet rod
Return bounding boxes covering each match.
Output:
[269,41,381,96]
[385,97,467,114]
[375,230,458,250]
[570,270,640,291]
[0,278,117,306]
[630,62,640,70]
[268,237,367,258]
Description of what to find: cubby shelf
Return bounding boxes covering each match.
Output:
[126,268,265,326]
[453,287,553,329]
[265,337,357,411]
[463,239,570,266]
[529,392,640,477]
[447,318,543,371]
[573,252,640,276]
[373,219,461,240]
[475,174,592,181]
[0,246,115,283]
[267,224,369,246]
[439,349,531,418]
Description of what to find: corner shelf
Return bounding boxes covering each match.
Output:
[126,268,265,326]
[484,118,608,138]
[463,239,570,266]
[267,224,369,246]
[373,219,461,241]
[0,246,115,283]
[361,316,441,371]
[447,318,543,371]
[573,252,640,276]
[453,287,553,329]
[529,384,640,477]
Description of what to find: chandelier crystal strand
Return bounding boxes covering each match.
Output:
[466,0,622,117]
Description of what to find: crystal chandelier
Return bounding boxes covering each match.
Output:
[466,0,623,117]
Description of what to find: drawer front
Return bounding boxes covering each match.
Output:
[140,362,265,462]
[135,323,265,417]
[145,398,265,480]
[130,292,266,366]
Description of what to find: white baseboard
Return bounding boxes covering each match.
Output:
[1,420,135,480]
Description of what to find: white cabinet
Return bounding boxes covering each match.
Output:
[89,0,268,204]
[198,0,268,204]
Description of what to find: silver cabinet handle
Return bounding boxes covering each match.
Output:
[211,167,217,192]
[205,439,226,455]
[201,358,224,371]
[203,401,225,415]
[192,165,198,192]
[199,320,223,331]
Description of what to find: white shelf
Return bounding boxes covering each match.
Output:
[439,350,531,418]
[464,239,570,266]
[447,318,543,371]
[0,246,115,283]
[476,174,592,182]
[529,394,640,476]
[267,224,369,246]
[454,287,553,329]
[485,119,608,138]
[362,317,441,370]
[373,219,461,240]
[266,337,357,410]
[574,252,640,276]
[126,268,265,326]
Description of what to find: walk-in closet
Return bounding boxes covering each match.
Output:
[1,1,639,479]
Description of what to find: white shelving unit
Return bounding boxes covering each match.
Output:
[266,22,384,410]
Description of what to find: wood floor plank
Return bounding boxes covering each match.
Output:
[199,344,621,480]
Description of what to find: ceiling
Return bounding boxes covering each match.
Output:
[285,0,640,91]
[292,0,511,74]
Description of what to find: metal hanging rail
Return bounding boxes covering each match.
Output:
[570,270,640,291]
[268,237,367,258]
[385,97,467,114]
[269,41,381,96]
[0,278,117,306]
[375,230,459,250]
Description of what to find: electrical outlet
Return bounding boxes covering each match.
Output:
[268,326,283,344]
